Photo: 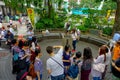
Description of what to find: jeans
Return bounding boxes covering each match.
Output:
[26,61,30,71]
[93,77,101,80]
[72,40,77,50]
[51,74,64,80]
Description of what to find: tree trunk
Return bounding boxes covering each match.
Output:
[58,0,62,10]
[44,0,47,7]
[113,0,120,34]
[1,6,5,16]
[48,0,52,18]
[9,7,11,15]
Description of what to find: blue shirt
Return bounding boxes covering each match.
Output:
[34,58,43,74]
[63,51,71,66]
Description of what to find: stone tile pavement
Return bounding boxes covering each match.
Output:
[0,39,113,80]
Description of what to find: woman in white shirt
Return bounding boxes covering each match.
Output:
[71,29,78,52]
[91,45,107,80]
[102,45,111,80]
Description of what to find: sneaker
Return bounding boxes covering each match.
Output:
[72,49,76,52]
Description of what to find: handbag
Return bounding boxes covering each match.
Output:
[29,63,37,78]
[93,63,105,73]
[111,58,120,78]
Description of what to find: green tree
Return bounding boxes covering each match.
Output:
[80,0,97,8]
[54,0,63,9]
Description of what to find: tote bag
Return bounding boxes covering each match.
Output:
[93,63,105,73]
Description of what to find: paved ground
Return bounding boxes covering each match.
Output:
[0,40,98,80]
[0,39,112,80]
[0,49,16,80]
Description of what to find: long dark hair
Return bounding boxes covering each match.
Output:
[18,40,24,49]
[83,47,93,61]
[64,44,70,52]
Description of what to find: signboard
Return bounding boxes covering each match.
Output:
[27,8,35,26]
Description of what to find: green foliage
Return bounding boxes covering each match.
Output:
[109,19,115,25]
[80,0,98,8]
[95,0,108,2]
[54,14,66,28]
[77,25,89,32]
[112,0,117,2]
[84,18,92,28]
[3,0,44,13]
[82,9,101,28]
[35,12,66,29]
[36,18,53,29]
[103,27,112,36]
[69,0,79,8]
[103,1,116,10]
[35,22,44,29]
[69,14,82,19]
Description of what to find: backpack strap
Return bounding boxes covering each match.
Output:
[20,72,28,80]
[73,58,81,65]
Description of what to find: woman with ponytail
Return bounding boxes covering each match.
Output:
[91,45,108,80]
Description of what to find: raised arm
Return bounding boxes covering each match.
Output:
[53,46,63,49]
[112,61,120,72]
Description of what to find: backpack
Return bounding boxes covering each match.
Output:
[29,63,37,78]
[67,60,80,79]
[13,53,19,61]
[13,48,19,61]
[112,58,120,78]
[16,69,28,80]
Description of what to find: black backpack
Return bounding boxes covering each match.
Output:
[111,58,120,78]
[16,69,28,80]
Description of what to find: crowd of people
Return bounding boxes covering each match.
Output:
[0,16,34,48]
[0,18,120,80]
[10,28,119,80]
[45,29,120,80]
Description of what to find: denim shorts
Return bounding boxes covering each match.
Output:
[51,74,64,80]
[93,77,101,80]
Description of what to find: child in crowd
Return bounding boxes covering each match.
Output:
[22,41,31,71]
[63,45,71,78]
[11,39,20,74]
[34,48,43,80]
[68,51,82,80]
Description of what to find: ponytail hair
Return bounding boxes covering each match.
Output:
[99,45,108,62]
